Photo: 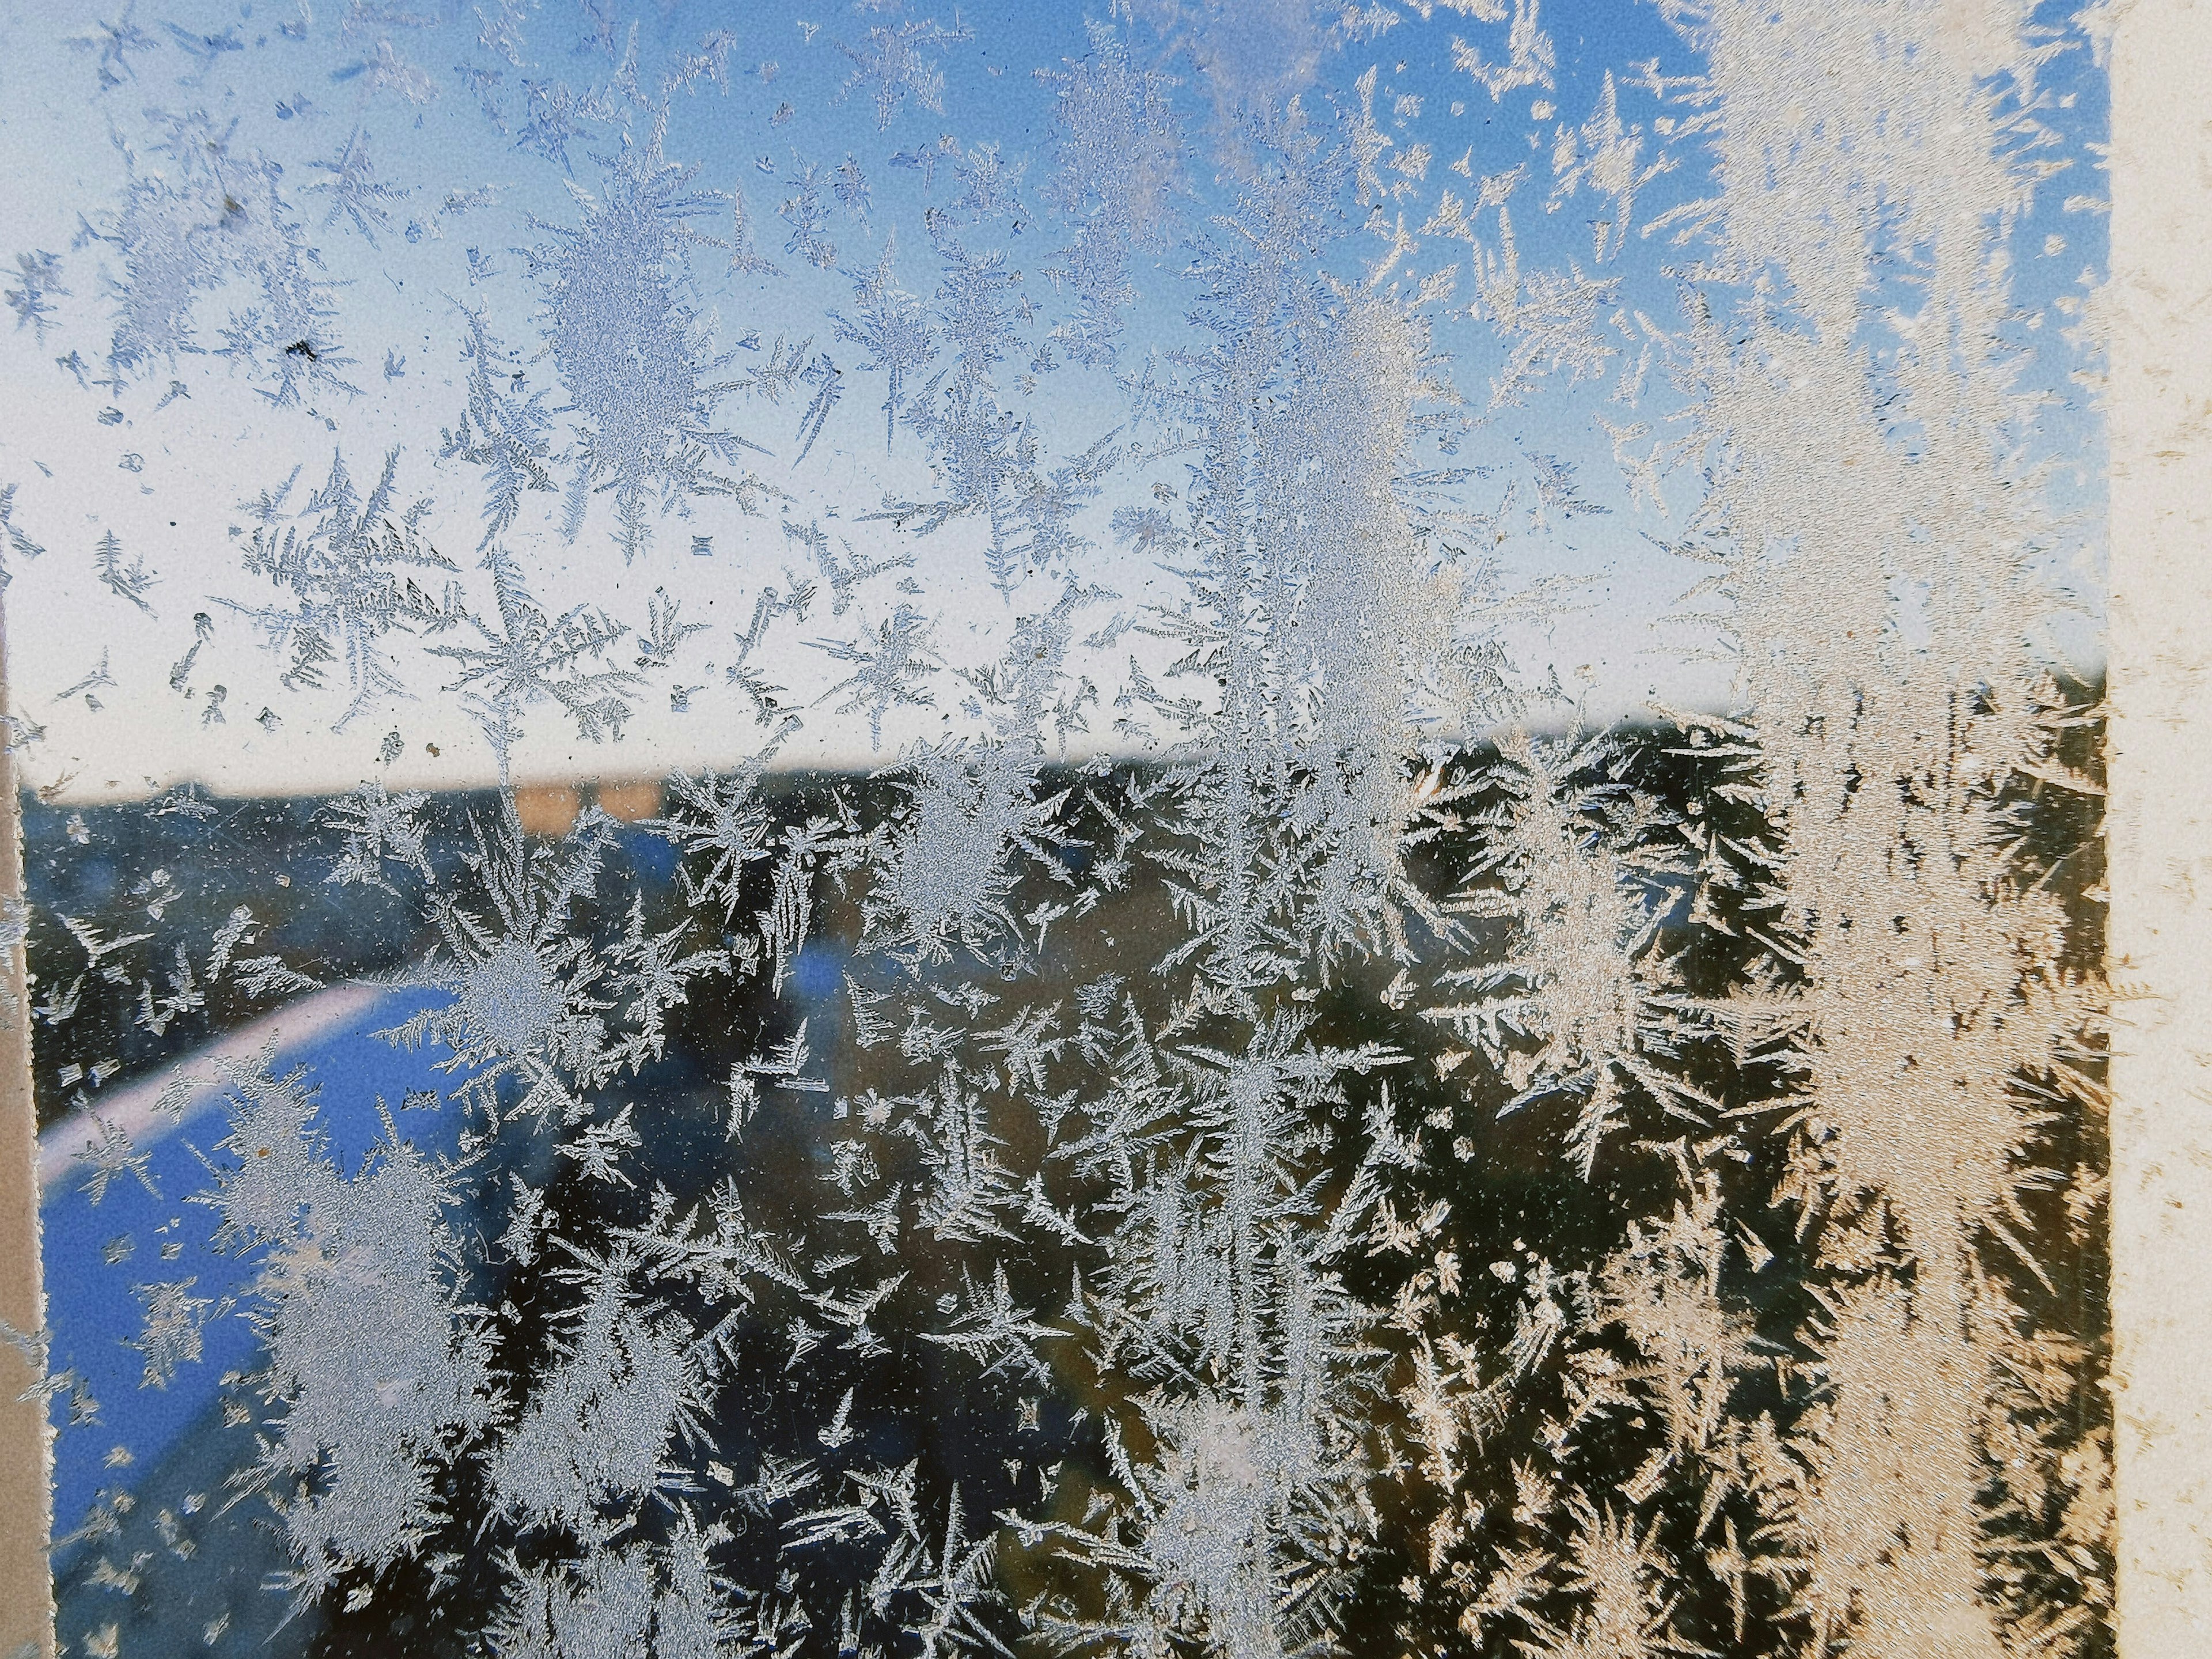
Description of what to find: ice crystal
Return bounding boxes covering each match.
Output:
[527,115,767,560]
[228,450,456,726]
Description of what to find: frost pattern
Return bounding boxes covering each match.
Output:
[7,3,2108,1657]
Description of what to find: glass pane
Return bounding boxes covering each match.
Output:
[2,3,2109,1654]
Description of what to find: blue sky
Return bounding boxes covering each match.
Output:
[0,0,2108,798]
